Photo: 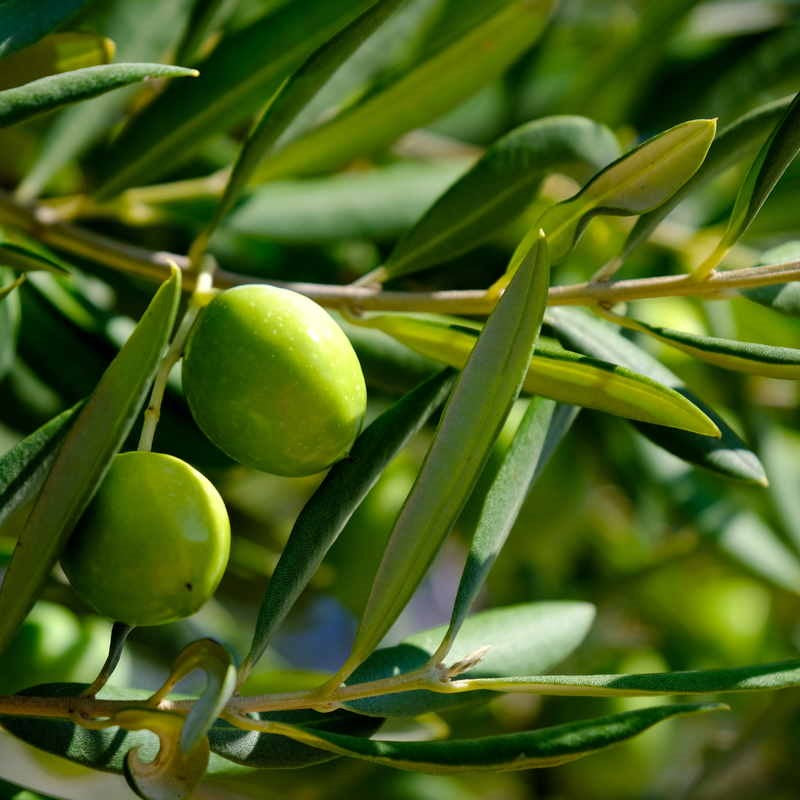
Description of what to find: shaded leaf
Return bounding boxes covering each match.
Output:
[0,63,196,127]
[0,266,20,380]
[743,241,800,316]
[382,115,620,279]
[441,400,577,651]
[0,403,81,531]
[362,313,720,436]
[202,0,409,245]
[267,703,723,771]
[0,269,180,653]
[464,659,800,697]
[0,32,114,91]
[95,0,378,197]
[250,0,557,185]
[696,90,800,277]
[18,0,196,201]
[547,306,767,484]
[0,273,25,300]
[617,314,800,379]
[242,369,455,676]
[0,225,71,274]
[0,0,89,58]
[346,601,595,717]
[331,233,550,684]
[625,95,793,261]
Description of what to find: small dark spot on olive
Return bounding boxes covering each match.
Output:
[185,582,193,591]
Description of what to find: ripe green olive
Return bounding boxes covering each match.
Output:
[181,285,367,477]
[60,451,230,627]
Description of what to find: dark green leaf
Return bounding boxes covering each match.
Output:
[242,368,455,677]
[547,307,767,484]
[383,116,620,280]
[251,0,557,185]
[0,0,89,58]
[346,601,595,717]
[696,90,800,277]
[0,63,197,127]
[267,703,724,771]
[0,225,71,274]
[95,0,378,198]
[0,266,20,379]
[0,269,180,653]
[743,241,800,316]
[332,233,550,684]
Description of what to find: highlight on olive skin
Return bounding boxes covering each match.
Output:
[182,284,368,477]
[60,451,231,627]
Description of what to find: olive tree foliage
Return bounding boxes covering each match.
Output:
[0,1,800,798]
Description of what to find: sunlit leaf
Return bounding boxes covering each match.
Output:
[0,269,180,653]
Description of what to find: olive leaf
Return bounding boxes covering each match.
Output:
[0,32,114,90]
[17,0,196,201]
[361,314,720,436]
[0,225,71,274]
[117,709,210,800]
[380,115,621,280]
[199,0,409,249]
[174,0,237,66]
[0,64,197,127]
[241,368,455,678]
[94,0,378,198]
[0,273,25,300]
[492,118,716,290]
[547,306,768,485]
[435,400,579,659]
[146,639,237,754]
[612,314,800,379]
[0,0,89,58]
[0,402,82,531]
[259,703,725,771]
[345,601,595,717]
[250,0,557,185]
[330,232,550,685]
[695,90,800,278]
[624,95,793,262]
[0,265,21,381]
[460,658,800,697]
[0,268,180,653]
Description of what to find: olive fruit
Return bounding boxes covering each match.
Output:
[181,285,367,477]
[60,451,230,627]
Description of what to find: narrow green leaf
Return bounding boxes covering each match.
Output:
[464,658,800,697]
[0,266,20,380]
[361,314,720,436]
[0,269,180,653]
[220,160,471,244]
[0,32,114,90]
[442,400,576,649]
[547,306,767,484]
[696,90,800,277]
[242,368,455,677]
[0,403,81,531]
[250,0,557,185]
[345,601,595,717]
[625,96,793,261]
[202,0,408,244]
[95,0,378,198]
[0,0,89,58]
[174,0,237,66]
[0,63,197,127]
[619,315,800,379]
[382,115,620,279]
[333,232,551,683]
[761,426,800,555]
[0,225,71,274]
[18,0,195,201]
[268,703,724,771]
[535,118,717,267]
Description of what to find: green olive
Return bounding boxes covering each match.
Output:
[60,451,230,627]
[182,285,367,477]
